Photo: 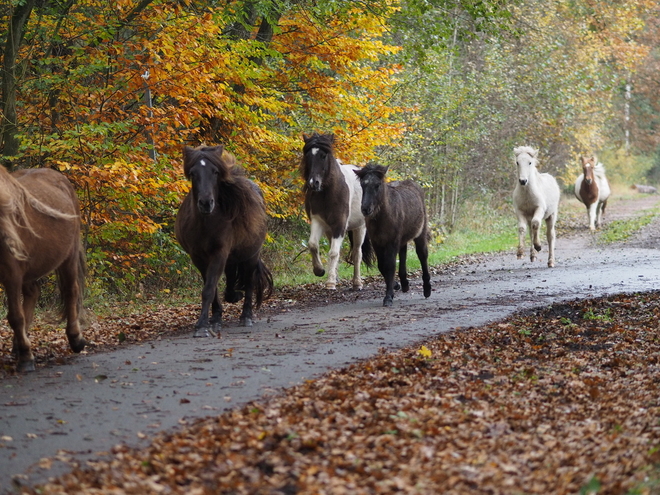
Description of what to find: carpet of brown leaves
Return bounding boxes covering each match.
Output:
[22,290,660,494]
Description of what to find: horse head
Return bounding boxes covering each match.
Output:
[183,145,235,215]
[301,133,337,192]
[355,163,388,217]
[514,146,539,186]
[580,156,596,185]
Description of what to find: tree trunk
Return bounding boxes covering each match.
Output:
[1,0,36,170]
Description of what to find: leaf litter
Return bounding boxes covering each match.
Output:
[17,290,660,494]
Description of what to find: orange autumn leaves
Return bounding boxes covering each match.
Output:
[14,1,404,282]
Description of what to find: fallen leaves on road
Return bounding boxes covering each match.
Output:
[23,290,660,494]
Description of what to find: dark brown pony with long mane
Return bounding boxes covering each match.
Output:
[0,167,86,372]
[175,145,273,337]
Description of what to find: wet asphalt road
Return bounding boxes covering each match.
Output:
[3,200,660,491]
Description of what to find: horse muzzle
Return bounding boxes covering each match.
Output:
[197,199,215,215]
[308,179,322,192]
[518,179,528,186]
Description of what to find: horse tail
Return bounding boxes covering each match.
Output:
[361,230,374,269]
[254,259,274,309]
[57,241,87,323]
[346,230,374,268]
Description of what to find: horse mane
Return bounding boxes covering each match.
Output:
[514,146,539,160]
[0,167,78,261]
[300,132,337,187]
[360,162,389,178]
[183,145,239,183]
[183,145,261,222]
[594,163,606,179]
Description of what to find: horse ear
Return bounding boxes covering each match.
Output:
[208,145,224,158]
[182,146,196,176]
[303,133,311,142]
[531,148,539,158]
[513,146,522,156]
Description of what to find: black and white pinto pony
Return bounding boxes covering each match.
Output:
[512,146,561,268]
[300,133,372,290]
[574,155,610,231]
[355,163,431,307]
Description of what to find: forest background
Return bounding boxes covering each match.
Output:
[1,0,659,301]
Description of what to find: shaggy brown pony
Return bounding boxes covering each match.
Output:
[0,166,86,372]
[175,145,273,337]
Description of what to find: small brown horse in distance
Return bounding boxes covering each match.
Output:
[574,155,611,231]
[0,167,86,372]
[355,163,432,307]
[175,145,273,337]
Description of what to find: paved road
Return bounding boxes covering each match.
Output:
[2,197,660,492]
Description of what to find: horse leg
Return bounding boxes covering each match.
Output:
[398,245,409,293]
[6,282,34,372]
[239,262,256,327]
[57,256,86,354]
[308,219,325,277]
[21,281,40,340]
[195,256,225,337]
[530,211,543,261]
[224,262,244,303]
[596,200,607,229]
[350,226,366,291]
[587,202,598,231]
[414,236,432,298]
[325,234,344,290]
[546,213,557,268]
[516,216,527,259]
[377,246,397,307]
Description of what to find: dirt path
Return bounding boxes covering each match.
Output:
[2,193,660,492]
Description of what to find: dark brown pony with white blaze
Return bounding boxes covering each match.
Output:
[0,167,86,372]
[175,145,273,337]
[354,164,432,307]
[300,133,373,290]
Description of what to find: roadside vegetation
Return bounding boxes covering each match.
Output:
[2,0,660,302]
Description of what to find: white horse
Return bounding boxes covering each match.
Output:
[574,155,611,231]
[512,146,561,267]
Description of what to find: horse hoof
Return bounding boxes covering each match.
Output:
[325,283,337,290]
[314,268,325,277]
[17,360,36,373]
[393,282,401,291]
[534,243,542,252]
[193,328,212,338]
[383,297,393,307]
[69,337,86,353]
[240,317,253,327]
[401,281,410,293]
[424,285,432,298]
[548,261,555,268]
